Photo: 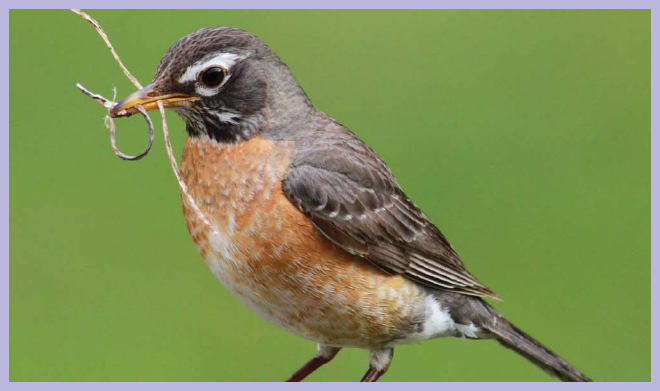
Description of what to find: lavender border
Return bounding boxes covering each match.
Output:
[1,1,659,9]
[2,1,655,388]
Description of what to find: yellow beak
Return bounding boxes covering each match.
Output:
[110,83,200,118]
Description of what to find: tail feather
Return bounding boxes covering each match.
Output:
[481,310,592,382]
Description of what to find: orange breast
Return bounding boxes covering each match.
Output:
[179,135,428,349]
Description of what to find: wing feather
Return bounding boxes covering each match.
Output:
[281,125,500,300]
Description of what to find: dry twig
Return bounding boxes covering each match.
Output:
[71,9,142,90]
[72,9,212,228]
[76,83,154,161]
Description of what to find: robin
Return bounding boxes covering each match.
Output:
[109,27,591,382]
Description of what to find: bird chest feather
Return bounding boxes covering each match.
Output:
[178,135,432,348]
[180,135,295,270]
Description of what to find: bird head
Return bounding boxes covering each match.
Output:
[110,27,312,142]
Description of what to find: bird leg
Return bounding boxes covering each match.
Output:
[361,348,394,382]
[285,345,341,382]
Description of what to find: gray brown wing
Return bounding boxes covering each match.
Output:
[282,129,499,300]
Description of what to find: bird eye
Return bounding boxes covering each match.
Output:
[199,67,226,88]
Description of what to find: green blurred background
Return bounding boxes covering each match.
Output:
[9,10,649,382]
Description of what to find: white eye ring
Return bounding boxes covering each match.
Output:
[198,66,228,88]
[177,52,246,84]
[195,70,231,97]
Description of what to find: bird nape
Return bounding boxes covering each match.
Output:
[107,26,591,382]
